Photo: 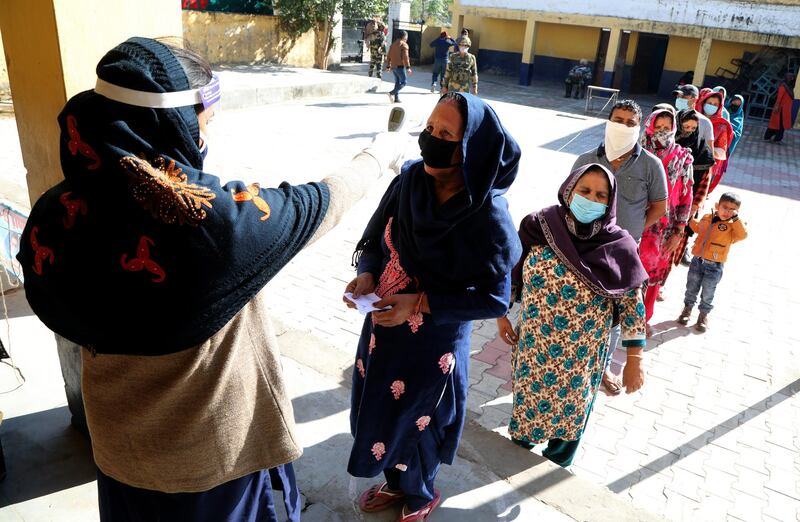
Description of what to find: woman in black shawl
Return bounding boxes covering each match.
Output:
[345,93,521,521]
[675,108,715,265]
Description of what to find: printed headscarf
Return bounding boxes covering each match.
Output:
[513,164,647,299]
[641,109,693,198]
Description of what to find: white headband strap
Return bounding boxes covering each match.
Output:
[95,78,217,109]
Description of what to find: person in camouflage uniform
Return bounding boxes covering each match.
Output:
[367,22,387,79]
[564,59,593,99]
[441,36,478,95]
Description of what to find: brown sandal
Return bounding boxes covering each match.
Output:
[358,482,405,513]
[600,373,623,396]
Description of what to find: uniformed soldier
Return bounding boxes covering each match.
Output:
[367,22,387,80]
[565,59,593,99]
[441,36,478,95]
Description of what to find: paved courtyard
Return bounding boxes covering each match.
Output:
[1,64,799,521]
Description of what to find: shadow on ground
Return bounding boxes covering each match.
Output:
[0,406,95,506]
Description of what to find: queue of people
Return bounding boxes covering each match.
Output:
[374,26,479,101]
[16,36,761,522]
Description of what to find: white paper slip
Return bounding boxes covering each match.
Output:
[343,292,391,315]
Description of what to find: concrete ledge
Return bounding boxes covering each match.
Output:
[216,65,380,110]
[273,317,665,522]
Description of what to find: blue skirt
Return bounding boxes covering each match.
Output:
[97,464,301,522]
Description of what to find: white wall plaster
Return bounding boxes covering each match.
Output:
[458,0,800,38]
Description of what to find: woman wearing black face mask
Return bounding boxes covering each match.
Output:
[344,92,521,521]
[675,109,715,265]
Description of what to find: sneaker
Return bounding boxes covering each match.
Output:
[695,312,708,332]
[677,306,692,325]
[387,93,395,103]
[430,84,436,93]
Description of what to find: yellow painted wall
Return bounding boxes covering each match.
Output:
[533,22,599,60]
[462,15,485,50]
[706,39,765,76]
[182,11,315,67]
[420,26,455,63]
[476,18,526,53]
[54,1,183,98]
[664,36,700,71]
[625,32,639,65]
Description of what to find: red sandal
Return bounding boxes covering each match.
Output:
[358,482,405,513]
[396,489,442,521]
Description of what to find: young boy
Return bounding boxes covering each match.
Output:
[677,192,748,332]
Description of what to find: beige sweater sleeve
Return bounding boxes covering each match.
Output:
[307,153,382,245]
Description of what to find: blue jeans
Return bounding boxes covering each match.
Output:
[431,60,446,86]
[391,67,407,99]
[684,256,724,314]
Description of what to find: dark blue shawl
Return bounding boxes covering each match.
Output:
[356,94,521,291]
[16,37,329,355]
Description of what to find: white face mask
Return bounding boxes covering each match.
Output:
[604,121,641,161]
[459,46,469,53]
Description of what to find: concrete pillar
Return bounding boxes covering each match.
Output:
[0,33,9,96]
[519,17,538,86]
[453,11,465,37]
[388,0,411,43]
[694,34,713,88]
[329,11,343,68]
[0,0,181,436]
[793,80,800,129]
[602,28,622,88]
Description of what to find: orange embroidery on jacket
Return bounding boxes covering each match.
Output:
[59,192,88,229]
[30,227,55,276]
[232,183,271,221]
[120,236,166,283]
[66,115,101,170]
[120,156,216,226]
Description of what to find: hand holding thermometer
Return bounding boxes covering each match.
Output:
[388,106,406,132]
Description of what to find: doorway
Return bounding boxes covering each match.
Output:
[630,33,669,93]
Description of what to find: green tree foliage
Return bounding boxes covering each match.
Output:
[342,0,388,20]
[277,0,387,69]
[182,0,273,15]
[410,0,451,26]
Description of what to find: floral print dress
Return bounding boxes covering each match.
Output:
[509,245,645,444]
[348,218,509,478]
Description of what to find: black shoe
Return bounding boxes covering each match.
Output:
[695,312,709,332]
[677,306,692,325]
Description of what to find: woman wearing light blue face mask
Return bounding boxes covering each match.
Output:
[496,164,648,468]
[697,89,733,193]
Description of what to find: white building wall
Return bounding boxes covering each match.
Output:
[388,0,411,43]
[458,0,800,38]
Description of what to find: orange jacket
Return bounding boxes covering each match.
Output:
[387,40,410,69]
[690,213,747,263]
